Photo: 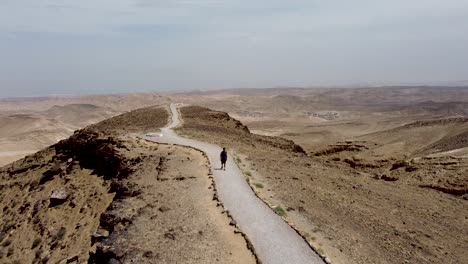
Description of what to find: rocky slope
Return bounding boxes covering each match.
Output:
[176,106,468,264]
[0,129,126,263]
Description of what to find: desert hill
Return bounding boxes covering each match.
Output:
[347,117,468,159]
[393,101,468,116]
[43,104,117,126]
[0,104,122,167]
[0,94,170,166]
[0,93,169,112]
[88,106,169,135]
[0,106,255,264]
[0,114,53,138]
[177,86,468,105]
[172,87,468,160]
[422,129,468,155]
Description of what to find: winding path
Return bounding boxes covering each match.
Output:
[145,104,324,264]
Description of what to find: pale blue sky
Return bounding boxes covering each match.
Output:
[0,0,467,97]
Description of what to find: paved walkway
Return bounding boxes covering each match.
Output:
[145,104,324,264]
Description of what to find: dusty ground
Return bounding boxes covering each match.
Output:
[176,105,468,264]
[0,106,255,264]
[96,137,255,264]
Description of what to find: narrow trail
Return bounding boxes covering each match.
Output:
[145,104,325,264]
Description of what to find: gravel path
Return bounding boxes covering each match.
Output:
[145,104,325,264]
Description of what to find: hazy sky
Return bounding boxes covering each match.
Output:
[1,0,468,97]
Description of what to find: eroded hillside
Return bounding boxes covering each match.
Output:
[0,106,255,264]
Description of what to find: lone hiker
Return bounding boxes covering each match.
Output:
[220,148,228,170]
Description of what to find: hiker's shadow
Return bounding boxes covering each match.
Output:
[214,168,223,171]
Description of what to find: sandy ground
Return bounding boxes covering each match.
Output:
[0,150,37,166]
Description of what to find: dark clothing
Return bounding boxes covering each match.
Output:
[220,151,228,163]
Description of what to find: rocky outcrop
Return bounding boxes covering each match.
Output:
[54,129,132,180]
[313,144,368,156]
[420,184,468,196]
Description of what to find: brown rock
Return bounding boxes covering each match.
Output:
[381,175,399,182]
[143,251,154,258]
[158,206,170,212]
[164,231,176,240]
[112,244,126,259]
[66,255,79,263]
[40,164,63,184]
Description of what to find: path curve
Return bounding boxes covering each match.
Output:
[146,104,325,264]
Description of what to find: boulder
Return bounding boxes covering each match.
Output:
[49,189,69,207]
[92,228,110,244]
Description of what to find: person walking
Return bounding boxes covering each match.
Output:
[220,148,228,170]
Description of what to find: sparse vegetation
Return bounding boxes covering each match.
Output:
[273,206,287,217]
[316,247,324,256]
[1,239,12,247]
[245,171,252,177]
[303,231,317,242]
[7,247,13,257]
[254,182,264,188]
[31,238,42,249]
[52,227,67,245]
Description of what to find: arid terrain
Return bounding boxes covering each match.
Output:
[176,105,468,264]
[1,86,468,263]
[170,86,468,264]
[0,106,255,263]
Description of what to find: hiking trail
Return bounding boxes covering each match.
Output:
[145,103,325,264]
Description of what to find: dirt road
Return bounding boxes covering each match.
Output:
[145,104,324,264]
